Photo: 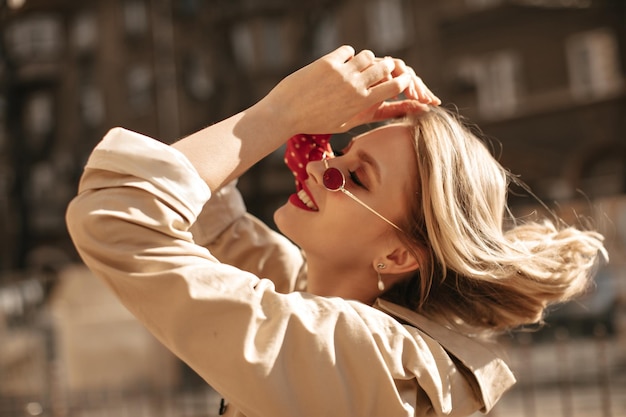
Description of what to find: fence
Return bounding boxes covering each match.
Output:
[482,326,626,417]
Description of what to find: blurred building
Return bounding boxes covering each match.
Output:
[437,0,625,203]
[0,0,623,282]
[0,0,624,407]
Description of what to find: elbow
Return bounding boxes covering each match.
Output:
[66,192,95,257]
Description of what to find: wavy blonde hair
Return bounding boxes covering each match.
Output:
[384,107,607,333]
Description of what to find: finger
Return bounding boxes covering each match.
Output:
[348,49,376,71]
[426,91,441,105]
[372,100,430,121]
[368,71,413,102]
[369,66,438,107]
[408,72,431,102]
[425,85,442,105]
[386,59,416,99]
[325,45,356,64]
[389,58,409,78]
[388,59,441,104]
[360,57,395,89]
[413,76,441,105]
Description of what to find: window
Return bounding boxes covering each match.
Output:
[366,0,408,52]
[182,53,214,101]
[453,51,522,119]
[479,52,521,118]
[231,22,256,71]
[72,12,98,54]
[24,92,54,137]
[260,20,287,71]
[5,15,62,62]
[80,84,105,127]
[566,28,623,100]
[21,90,55,157]
[127,65,153,112]
[123,0,149,37]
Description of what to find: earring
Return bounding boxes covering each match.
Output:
[376,263,386,291]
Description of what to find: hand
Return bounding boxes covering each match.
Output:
[260,46,439,135]
[342,56,439,127]
[385,57,440,104]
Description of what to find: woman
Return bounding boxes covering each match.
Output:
[66,46,605,416]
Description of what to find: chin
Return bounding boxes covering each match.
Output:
[273,204,305,245]
[273,204,293,236]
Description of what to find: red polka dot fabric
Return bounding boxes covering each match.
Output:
[284,133,332,192]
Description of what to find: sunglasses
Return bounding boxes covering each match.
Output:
[322,158,403,232]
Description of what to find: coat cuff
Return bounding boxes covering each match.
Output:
[82,127,212,222]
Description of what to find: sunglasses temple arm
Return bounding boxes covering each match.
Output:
[339,189,403,232]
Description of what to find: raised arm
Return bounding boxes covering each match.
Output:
[172,46,437,191]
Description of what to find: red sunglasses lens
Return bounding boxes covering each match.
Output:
[322,167,344,191]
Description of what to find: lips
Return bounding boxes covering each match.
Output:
[297,189,317,210]
[288,188,318,211]
[284,133,332,212]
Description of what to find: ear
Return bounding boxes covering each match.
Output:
[374,246,420,275]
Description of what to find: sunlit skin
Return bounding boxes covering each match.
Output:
[274,123,421,304]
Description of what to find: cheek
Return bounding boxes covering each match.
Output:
[274,201,374,250]
[317,205,388,254]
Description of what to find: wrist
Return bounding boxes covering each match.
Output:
[250,94,300,140]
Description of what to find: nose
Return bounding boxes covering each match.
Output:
[305,158,329,185]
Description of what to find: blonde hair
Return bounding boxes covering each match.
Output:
[384,107,607,333]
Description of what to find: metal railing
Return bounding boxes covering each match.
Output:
[480,324,626,417]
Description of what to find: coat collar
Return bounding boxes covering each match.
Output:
[374,299,516,412]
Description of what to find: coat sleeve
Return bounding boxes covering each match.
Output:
[66,128,487,417]
[189,182,305,294]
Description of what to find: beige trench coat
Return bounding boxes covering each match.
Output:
[66,128,515,417]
